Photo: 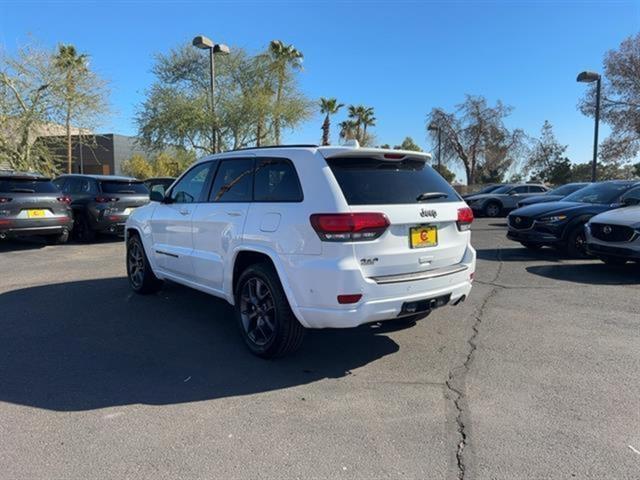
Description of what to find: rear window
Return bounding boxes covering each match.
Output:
[0,178,58,193]
[326,157,459,205]
[100,181,148,194]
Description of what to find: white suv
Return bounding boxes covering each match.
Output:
[125,144,476,358]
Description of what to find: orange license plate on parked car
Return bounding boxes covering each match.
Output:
[410,225,438,248]
[26,209,46,218]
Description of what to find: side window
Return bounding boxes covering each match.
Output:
[209,159,254,202]
[511,186,529,194]
[620,186,640,205]
[170,162,214,204]
[529,186,546,193]
[253,158,303,202]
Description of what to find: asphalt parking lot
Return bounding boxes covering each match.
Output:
[0,218,638,479]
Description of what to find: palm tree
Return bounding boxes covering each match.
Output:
[319,97,344,146]
[346,105,375,144]
[53,44,89,173]
[268,40,303,145]
[361,106,376,141]
[338,120,358,141]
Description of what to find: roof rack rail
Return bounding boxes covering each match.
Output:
[226,144,318,152]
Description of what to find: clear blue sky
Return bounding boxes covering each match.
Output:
[2,0,638,179]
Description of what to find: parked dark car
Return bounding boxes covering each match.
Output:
[465,183,549,217]
[144,177,175,197]
[0,173,73,243]
[506,180,640,257]
[53,174,149,242]
[461,184,502,200]
[516,182,590,208]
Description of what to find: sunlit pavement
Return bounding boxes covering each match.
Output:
[1,219,638,479]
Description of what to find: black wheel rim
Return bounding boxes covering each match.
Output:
[128,241,145,288]
[240,277,276,347]
[575,232,586,251]
[487,204,499,217]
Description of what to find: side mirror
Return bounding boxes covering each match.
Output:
[508,191,517,195]
[149,191,165,202]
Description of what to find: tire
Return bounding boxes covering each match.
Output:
[600,256,627,266]
[235,262,305,359]
[47,229,70,245]
[483,202,501,218]
[565,225,588,258]
[73,213,96,243]
[127,233,163,294]
[521,242,542,251]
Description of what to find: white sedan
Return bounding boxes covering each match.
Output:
[585,205,640,265]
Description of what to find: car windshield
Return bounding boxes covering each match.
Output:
[100,181,148,194]
[490,185,513,194]
[548,183,586,196]
[473,185,500,195]
[563,182,633,204]
[0,178,58,193]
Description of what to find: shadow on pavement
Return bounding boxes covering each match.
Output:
[526,263,640,285]
[0,237,48,252]
[476,246,574,263]
[0,278,399,412]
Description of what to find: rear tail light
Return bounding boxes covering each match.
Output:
[457,207,474,231]
[337,294,362,304]
[0,197,12,203]
[57,196,72,205]
[310,213,390,242]
[95,196,117,203]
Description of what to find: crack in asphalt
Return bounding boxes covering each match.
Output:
[446,241,503,479]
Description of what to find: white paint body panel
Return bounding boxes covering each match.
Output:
[126,145,476,329]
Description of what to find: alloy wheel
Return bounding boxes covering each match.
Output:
[128,241,145,289]
[240,277,276,347]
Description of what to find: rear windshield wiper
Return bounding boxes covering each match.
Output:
[416,192,448,201]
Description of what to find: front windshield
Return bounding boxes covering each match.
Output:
[490,185,513,194]
[563,183,631,204]
[474,185,500,195]
[549,183,586,196]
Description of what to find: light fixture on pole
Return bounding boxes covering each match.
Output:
[577,70,601,182]
[193,35,230,153]
[427,123,442,173]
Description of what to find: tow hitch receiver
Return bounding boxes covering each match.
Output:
[399,293,451,316]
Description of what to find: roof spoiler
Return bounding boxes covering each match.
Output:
[321,148,432,162]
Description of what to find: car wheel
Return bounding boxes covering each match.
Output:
[521,242,542,251]
[483,202,501,218]
[235,263,305,359]
[600,256,627,266]
[73,213,96,243]
[565,225,588,258]
[127,233,163,294]
[47,229,70,245]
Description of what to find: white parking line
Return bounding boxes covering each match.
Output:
[629,445,640,456]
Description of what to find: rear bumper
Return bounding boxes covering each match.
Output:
[90,213,128,235]
[286,245,476,329]
[0,217,73,238]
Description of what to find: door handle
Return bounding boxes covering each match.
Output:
[179,208,190,216]
[227,211,243,217]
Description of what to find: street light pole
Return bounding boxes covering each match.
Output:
[208,47,216,153]
[193,35,230,154]
[577,71,602,182]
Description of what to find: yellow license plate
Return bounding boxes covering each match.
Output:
[27,209,47,218]
[410,225,438,248]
